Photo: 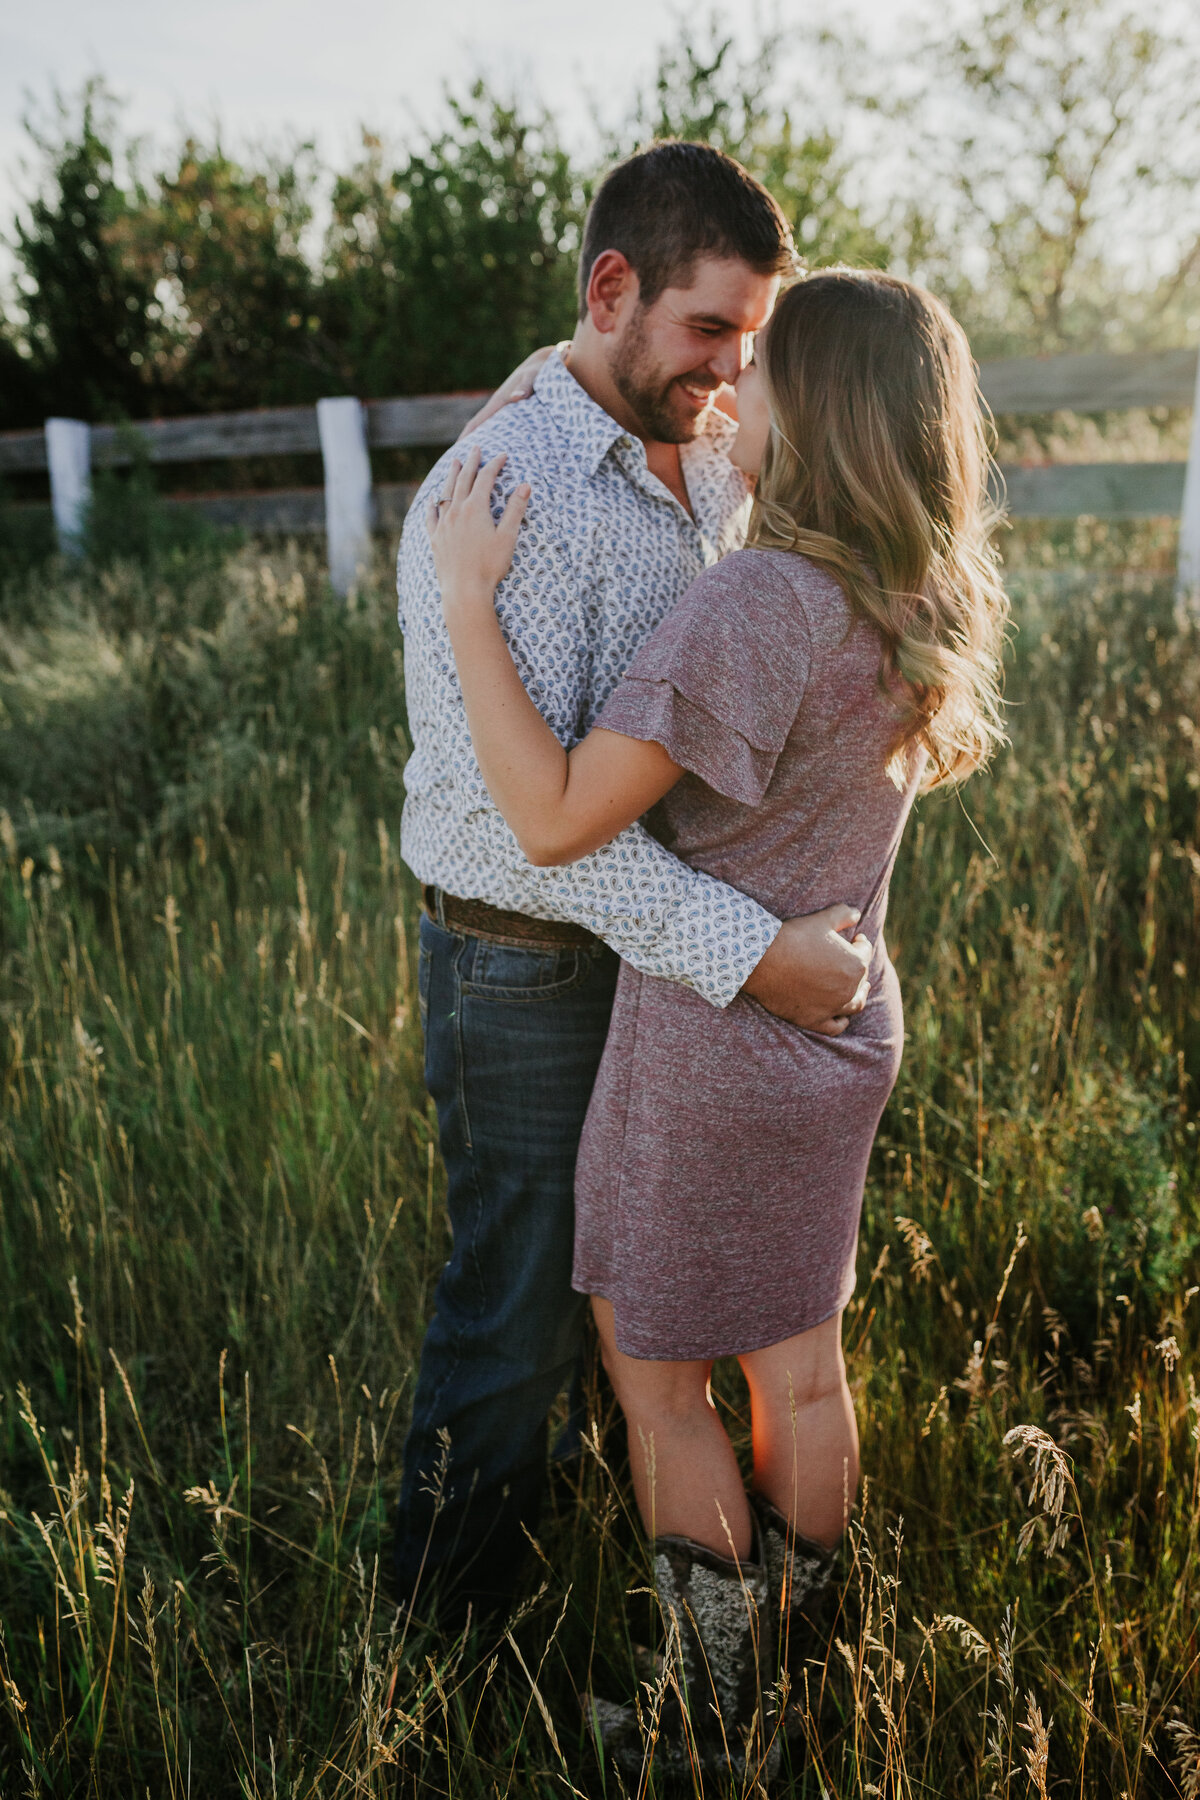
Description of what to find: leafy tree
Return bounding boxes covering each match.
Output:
[323,87,586,396]
[126,139,329,411]
[614,17,774,152]
[752,120,890,273]
[3,6,1195,431]
[2,91,330,422]
[869,0,1200,353]
[613,18,889,271]
[6,81,159,423]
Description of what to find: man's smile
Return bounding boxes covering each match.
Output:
[676,377,719,410]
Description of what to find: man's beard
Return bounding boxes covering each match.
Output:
[609,306,716,444]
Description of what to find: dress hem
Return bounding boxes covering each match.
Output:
[573,1282,853,1362]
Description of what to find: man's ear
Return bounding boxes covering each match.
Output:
[585,250,640,335]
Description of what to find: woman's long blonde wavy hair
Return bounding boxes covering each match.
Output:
[747,268,1009,788]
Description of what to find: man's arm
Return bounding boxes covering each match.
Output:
[399,440,869,1019]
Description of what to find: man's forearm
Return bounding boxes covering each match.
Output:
[467,800,781,1007]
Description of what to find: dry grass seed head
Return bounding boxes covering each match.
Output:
[1003,1425,1073,1558]
[931,1614,992,1665]
[1167,1714,1200,1800]
[894,1214,936,1282]
[1021,1692,1052,1800]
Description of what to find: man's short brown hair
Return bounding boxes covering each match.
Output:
[577,140,796,317]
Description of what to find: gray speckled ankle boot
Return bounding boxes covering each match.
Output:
[752,1493,836,1742]
[588,1515,780,1787]
[752,1493,836,1627]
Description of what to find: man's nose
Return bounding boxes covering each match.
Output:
[705,336,744,386]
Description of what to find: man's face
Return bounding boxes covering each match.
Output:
[609,256,779,445]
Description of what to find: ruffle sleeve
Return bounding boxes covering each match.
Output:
[595,551,811,806]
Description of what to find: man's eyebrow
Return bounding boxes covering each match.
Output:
[685,311,741,330]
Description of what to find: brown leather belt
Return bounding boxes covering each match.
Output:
[422,884,600,950]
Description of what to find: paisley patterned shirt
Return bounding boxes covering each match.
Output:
[396,349,781,1007]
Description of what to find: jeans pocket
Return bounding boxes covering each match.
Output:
[460,939,596,1003]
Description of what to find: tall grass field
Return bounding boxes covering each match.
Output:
[0,523,1198,1796]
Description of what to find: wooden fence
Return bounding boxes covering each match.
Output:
[3,345,1199,595]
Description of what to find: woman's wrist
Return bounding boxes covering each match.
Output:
[442,576,499,614]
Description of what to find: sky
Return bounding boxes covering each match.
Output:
[1,0,891,236]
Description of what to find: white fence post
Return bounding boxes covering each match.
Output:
[317,397,373,596]
[1178,349,1200,606]
[45,417,92,554]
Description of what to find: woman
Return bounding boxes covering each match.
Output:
[428,270,1007,1777]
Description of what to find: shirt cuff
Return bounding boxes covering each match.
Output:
[650,871,782,1008]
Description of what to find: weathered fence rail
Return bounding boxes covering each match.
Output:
[0,393,487,474]
[3,346,1199,594]
[980,347,1198,413]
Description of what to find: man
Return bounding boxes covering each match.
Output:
[394,141,871,1628]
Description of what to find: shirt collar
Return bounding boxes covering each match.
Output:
[532,348,743,484]
[533,350,625,476]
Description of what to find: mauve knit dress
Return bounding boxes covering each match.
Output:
[572,546,926,1360]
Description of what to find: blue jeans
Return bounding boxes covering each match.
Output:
[393,908,619,1626]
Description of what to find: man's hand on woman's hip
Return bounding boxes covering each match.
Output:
[739,905,872,1035]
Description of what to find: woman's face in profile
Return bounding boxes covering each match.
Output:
[729,359,772,478]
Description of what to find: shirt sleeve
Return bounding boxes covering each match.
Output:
[397,449,781,1008]
[596,552,811,804]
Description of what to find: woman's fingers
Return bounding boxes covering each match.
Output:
[440,446,485,512]
[496,483,532,556]
[431,449,525,578]
[471,454,509,510]
[459,445,483,497]
[440,458,464,507]
[502,481,531,524]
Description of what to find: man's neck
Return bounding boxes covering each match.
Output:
[565,328,693,516]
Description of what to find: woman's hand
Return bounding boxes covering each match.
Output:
[428,447,531,621]
[455,346,557,438]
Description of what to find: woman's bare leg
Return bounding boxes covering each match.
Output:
[591,1297,752,1559]
[738,1312,858,1550]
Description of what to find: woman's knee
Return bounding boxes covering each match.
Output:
[778,1357,848,1414]
[605,1356,714,1432]
[591,1298,712,1425]
[740,1316,848,1414]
